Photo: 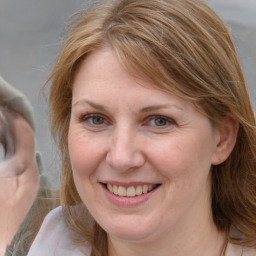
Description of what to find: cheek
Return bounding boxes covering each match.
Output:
[68,131,102,179]
[149,135,213,183]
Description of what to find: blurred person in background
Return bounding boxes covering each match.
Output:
[0,76,59,256]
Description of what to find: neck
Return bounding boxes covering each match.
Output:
[108,206,227,256]
[109,226,226,256]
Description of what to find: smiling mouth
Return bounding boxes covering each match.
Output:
[104,184,160,197]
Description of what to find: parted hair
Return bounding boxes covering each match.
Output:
[48,0,256,255]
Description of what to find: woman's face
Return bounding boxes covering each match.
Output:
[68,47,222,244]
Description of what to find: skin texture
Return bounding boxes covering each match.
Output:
[68,47,237,256]
[0,112,39,254]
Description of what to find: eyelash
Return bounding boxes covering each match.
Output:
[145,115,176,128]
[80,113,108,126]
[79,113,176,129]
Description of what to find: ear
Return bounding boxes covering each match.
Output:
[211,115,239,165]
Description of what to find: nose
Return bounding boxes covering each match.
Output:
[106,126,145,172]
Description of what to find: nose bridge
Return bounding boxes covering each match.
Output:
[106,123,144,171]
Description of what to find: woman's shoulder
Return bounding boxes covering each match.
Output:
[227,226,256,256]
[226,242,256,256]
[27,206,91,256]
[243,246,256,256]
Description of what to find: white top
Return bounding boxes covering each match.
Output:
[28,206,256,256]
[27,206,91,256]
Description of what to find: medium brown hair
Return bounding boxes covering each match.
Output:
[48,0,256,254]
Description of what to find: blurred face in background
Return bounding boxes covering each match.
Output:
[0,109,35,177]
[0,107,39,255]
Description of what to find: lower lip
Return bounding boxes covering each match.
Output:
[101,184,159,207]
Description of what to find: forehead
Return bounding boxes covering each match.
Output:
[73,47,168,98]
[72,47,197,115]
[74,47,132,87]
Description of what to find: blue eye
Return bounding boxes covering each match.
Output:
[153,117,168,126]
[148,115,174,127]
[82,114,106,126]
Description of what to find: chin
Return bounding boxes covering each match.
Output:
[109,228,154,242]
[99,215,158,242]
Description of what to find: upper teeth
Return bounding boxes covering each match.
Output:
[107,184,156,197]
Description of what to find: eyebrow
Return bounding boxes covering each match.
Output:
[73,99,105,110]
[140,104,184,113]
[73,99,184,112]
